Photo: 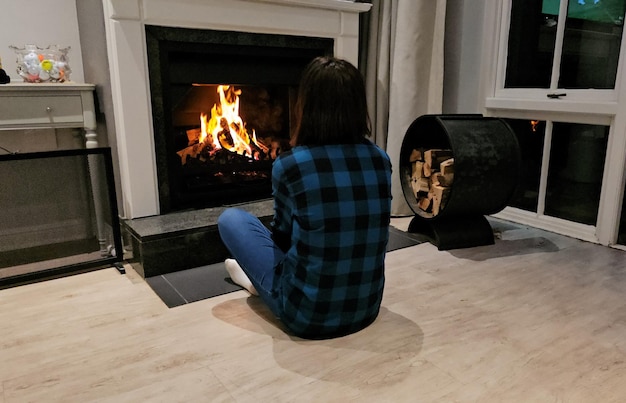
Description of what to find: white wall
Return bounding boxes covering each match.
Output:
[0,0,84,83]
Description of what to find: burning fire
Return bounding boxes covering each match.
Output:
[178,85,269,164]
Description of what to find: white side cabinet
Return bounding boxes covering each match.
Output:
[0,82,111,257]
[0,83,98,148]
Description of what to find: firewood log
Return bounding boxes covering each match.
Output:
[431,172,454,187]
[423,149,453,178]
[177,142,207,165]
[418,194,432,212]
[423,164,432,177]
[425,149,453,170]
[440,158,454,175]
[429,183,450,216]
[412,161,424,178]
[409,149,423,162]
[186,128,201,146]
[411,176,430,197]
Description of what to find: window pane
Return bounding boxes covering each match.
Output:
[559,0,626,89]
[545,123,608,224]
[505,0,557,88]
[504,118,546,212]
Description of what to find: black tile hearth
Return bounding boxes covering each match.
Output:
[123,199,274,278]
[146,226,423,308]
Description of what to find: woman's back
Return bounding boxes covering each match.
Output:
[271,141,392,338]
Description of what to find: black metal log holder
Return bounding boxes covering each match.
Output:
[400,114,521,250]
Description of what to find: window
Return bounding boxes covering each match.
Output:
[484,0,626,246]
[506,0,624,90]
[505,118,608,225]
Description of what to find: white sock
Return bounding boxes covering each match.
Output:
[225,259,258,296]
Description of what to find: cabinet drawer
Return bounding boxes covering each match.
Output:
[0,95,84,127]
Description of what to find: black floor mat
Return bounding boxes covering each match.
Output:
[146,263,241,308]
[147,226,423,308]
[387,226,426,252]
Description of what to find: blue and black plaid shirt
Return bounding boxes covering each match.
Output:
[271,140,392,338]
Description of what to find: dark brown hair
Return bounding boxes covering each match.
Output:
[290,56,371,146]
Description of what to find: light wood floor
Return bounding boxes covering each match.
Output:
[2,218,626,402]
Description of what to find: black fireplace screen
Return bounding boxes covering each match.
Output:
[0,148,123,288]
[146,26,333,213]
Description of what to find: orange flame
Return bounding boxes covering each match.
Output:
[530,120,539,132]
[198,85,263,159]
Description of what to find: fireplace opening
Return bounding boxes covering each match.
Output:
[146,26,334,213]
[172,84,292,206]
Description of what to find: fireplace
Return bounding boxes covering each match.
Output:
[146,26,333,212]
[101,0,372,219]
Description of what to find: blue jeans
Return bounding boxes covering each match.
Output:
[217,208,285,318]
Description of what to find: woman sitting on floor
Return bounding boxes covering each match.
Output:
[217,56,392,339]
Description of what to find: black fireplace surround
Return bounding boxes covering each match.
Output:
[146,26,333,213]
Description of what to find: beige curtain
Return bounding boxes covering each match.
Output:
[363,0,447,216]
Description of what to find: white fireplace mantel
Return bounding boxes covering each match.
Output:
[102,0,371,219]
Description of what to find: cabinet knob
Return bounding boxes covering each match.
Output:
[46,106,53,113]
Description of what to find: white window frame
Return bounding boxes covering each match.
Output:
[480,0,626,247]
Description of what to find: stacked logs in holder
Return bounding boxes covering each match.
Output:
[408,148,454,217]
[399,114,521,250]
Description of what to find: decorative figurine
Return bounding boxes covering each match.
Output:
[9,45,71,83]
